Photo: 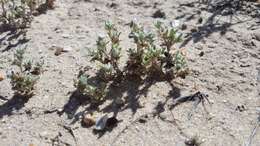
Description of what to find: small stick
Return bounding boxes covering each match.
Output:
[111,107,190,145]
[0,96,8,101]
[169,91,211,119]
[187,98,201,120]
[59,124,78,146]
[245,115,260,146]
[51,134,71,146]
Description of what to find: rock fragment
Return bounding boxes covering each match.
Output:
[82,114,95,127]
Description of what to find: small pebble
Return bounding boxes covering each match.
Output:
[181,24,187,30]
[63,46,73,52]
[57,108,63,113]
[199,51,204,57]
[171,20,180,28]
[108,2,118,8]
[55,47,64,56]
[82,114,95,127]
[190,28,198,33]
[208,44,216,48]
[62,34,71,39]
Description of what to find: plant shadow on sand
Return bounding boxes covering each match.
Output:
[0,27,30,52]
[177,0,260,47]
[0,0,56,52]
[0,94,31,119]
[61,72,181,138]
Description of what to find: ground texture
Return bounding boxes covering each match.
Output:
[0,0,260,146]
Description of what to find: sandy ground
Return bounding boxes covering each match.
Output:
[0,0,260,146]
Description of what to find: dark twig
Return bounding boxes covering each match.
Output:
[111,105,190,145]
[245,113,260,146]
[51,133,71,146]
[169,109,189,139]
[26,107,62,116]
[0,95,8,101]
[58,124,78,146]
[42,108,63,116]
[169,91,212,119]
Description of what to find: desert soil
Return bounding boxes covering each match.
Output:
[0,0,260,146]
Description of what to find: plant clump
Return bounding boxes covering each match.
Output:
[74,73,107,102]
[0,0,55,31]
[7,47,43,97]
[0,0,33,30]
[89,21,123,81]
[127,21,188,78]
[127,21,165,76]
[74,21,123,103]
[155,21,189,78]
[75,20,189,103]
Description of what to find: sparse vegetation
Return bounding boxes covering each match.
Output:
[74,73,107,102]
[1,0,259,145]
[0,0,33,30]
[127,20,163,76]
[127,21,189,78]
[75,20,189,102]
[74,21,123,102]
[7,47,43,97]
[155,21,189,78]
[89,21,122,81]
[0,0,55,31]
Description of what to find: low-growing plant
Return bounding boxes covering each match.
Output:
[0,0,55,30]
[75,20,189,103]
[0,0,34,30]
[127,21,165,76]
[155,21,182,53]
[74,71,107,102]
[74,21,123,102]
[127,21,188,78]
[7,47,43,97]
[36,0,56,14]
[154,21,189,78]
[89,21,122,80]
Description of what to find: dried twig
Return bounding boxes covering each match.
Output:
[58,124,78,146]
[245,113,260,146]
[0,95,8,101]
[51,134,71,146]
[169,91,211,119]
[111,105,190,145]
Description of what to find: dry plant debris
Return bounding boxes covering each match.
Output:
[169,91,211,119]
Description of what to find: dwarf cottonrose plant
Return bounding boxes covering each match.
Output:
[8,47,43,97]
